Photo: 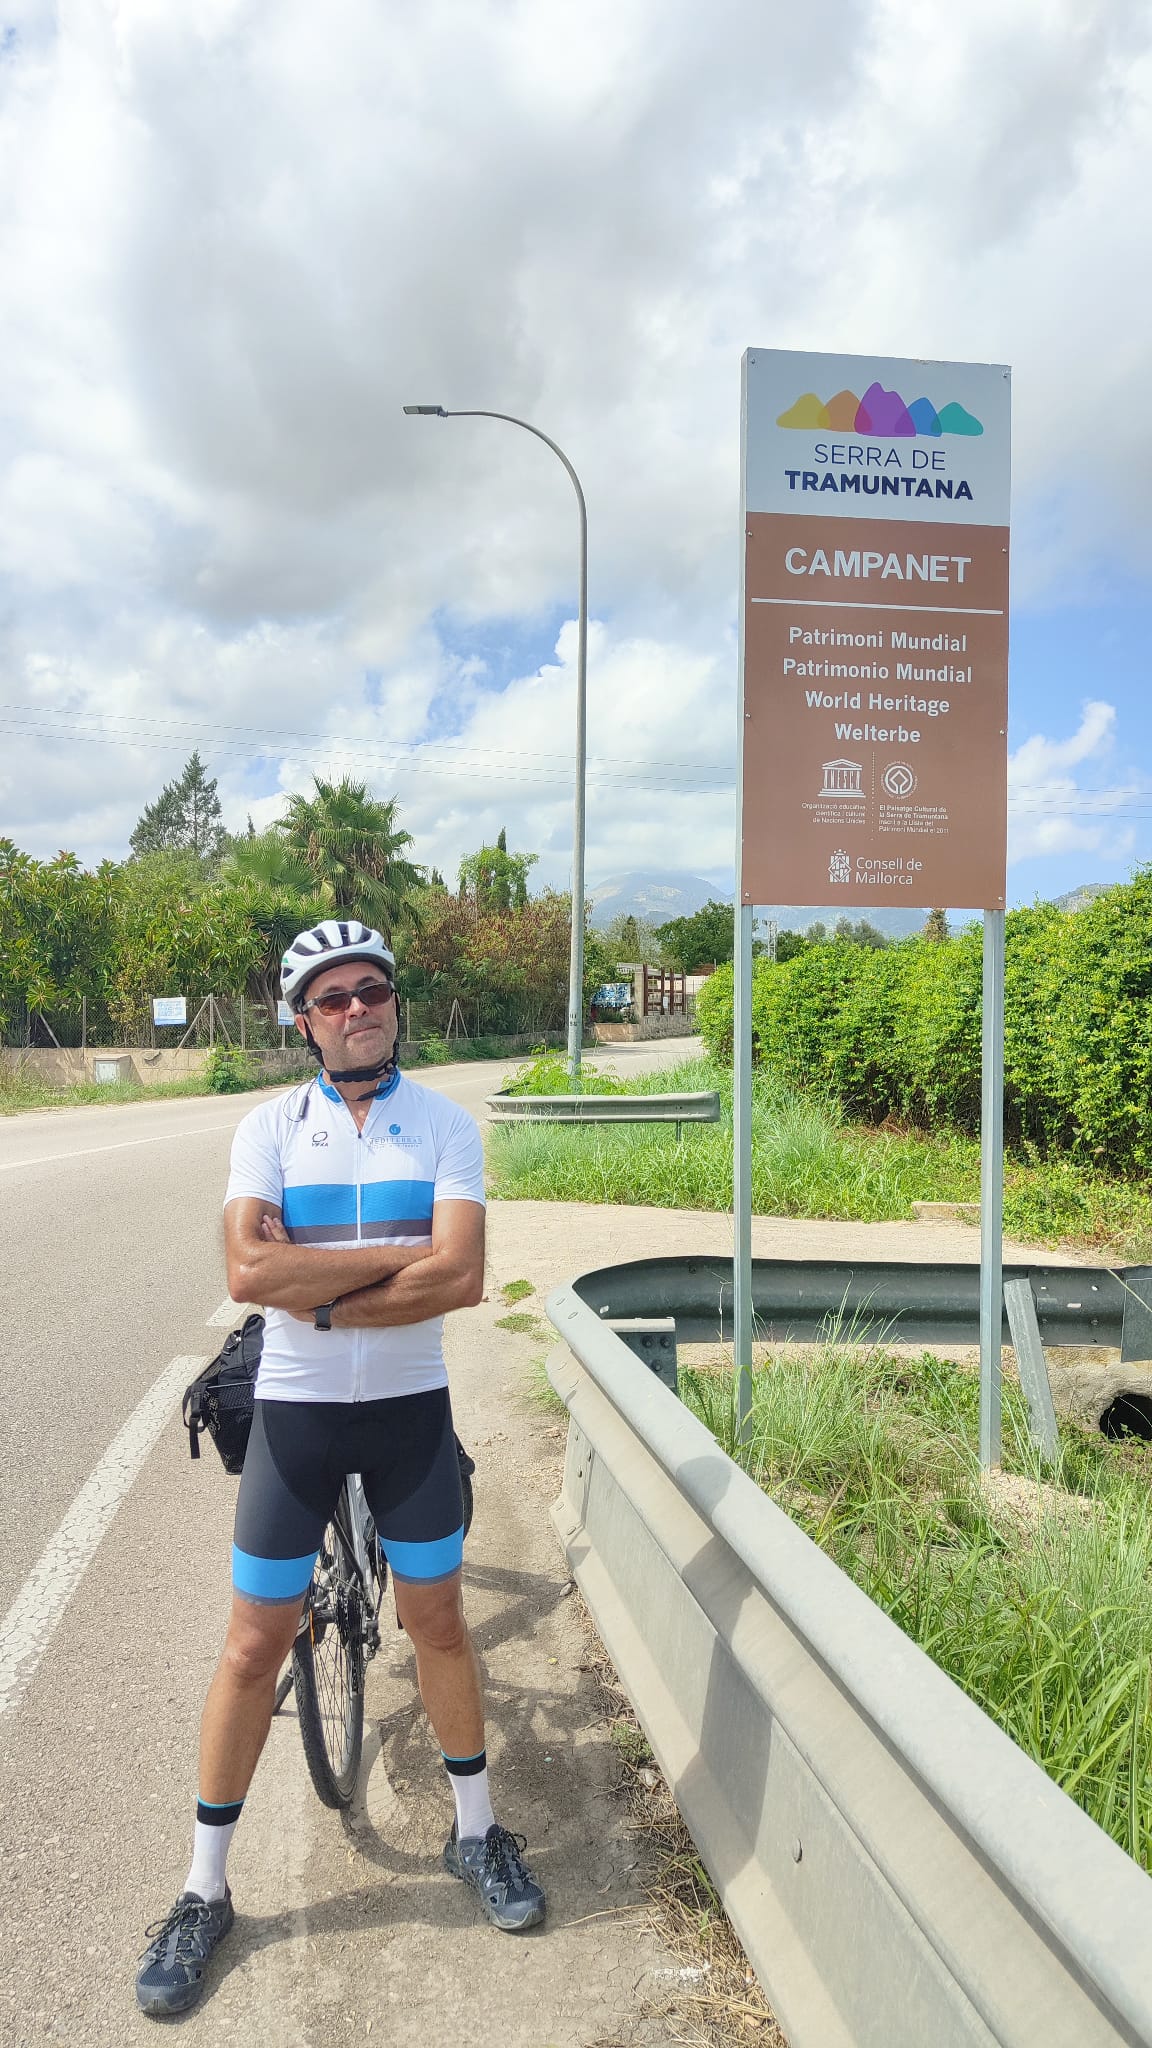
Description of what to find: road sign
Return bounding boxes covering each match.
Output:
[151,996,187,1027]
[740,349,1010,911]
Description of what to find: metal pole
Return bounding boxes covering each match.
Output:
[733,904,755,1434]
[405,406,588,1088]
[239,994,246,1049]
[81,995,87,1051]
[979,908,1006,1468]
[733,353,755,1438]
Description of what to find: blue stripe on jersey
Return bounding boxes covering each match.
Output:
[361,1180,435,1224]
[282,1183,358,1230]
[381,1526,464,1583]
[232,1544,317,1601]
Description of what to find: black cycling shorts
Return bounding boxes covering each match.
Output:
[232,1386,464,1603]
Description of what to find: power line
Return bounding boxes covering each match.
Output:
[0,700,735,786]
[1,704,1146,821]
[0,716,734,799]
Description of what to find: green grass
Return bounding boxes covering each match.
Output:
[500,1045,626,1094]
[410,1033,573,1067]
[680,1345,1152,1869]
[495,1311,542,1335]
[0,1071,269,1116]
[526,1355,568,1416]
[500,1278,534,1305]
[487,1054,1152,1258]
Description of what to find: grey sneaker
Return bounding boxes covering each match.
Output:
[443,1822,546,1931]
[135,1889,234,2015]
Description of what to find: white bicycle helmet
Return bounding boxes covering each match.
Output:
[280,920,396,1011]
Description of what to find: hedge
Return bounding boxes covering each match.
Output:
[696,872,1152,1172]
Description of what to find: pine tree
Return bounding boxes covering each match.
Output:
[129,752,227,863]
[924,908,950,943]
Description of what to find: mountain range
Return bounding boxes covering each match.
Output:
[586,871,728,928]
[586,871,924,938]
[587,871,1119,938]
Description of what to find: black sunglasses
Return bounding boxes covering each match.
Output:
[301,978,395,1019]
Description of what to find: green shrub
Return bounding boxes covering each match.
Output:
[204,1045,260,1093]
[696,873,1152,1172]
[502,1046,625,1096]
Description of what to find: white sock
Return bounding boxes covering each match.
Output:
[185,1798,243,1902]
[443,1751,496,1841]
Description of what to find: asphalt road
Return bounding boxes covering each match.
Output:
[0,1040,695,2047]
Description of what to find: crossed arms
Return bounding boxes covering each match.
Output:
[223,1196,485,1328]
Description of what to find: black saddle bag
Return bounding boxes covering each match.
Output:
[182,1313,265,1474]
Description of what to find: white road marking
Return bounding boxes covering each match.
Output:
[0,1122,239,1172]
[207,1298,247,1328]
[0,1355,207,1719]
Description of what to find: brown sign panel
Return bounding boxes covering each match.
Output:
[743,513,1008,908]
[739,350,1011,910]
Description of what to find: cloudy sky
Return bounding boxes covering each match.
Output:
[2,0,1151,907]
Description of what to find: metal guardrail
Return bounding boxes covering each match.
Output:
[546,1274,1152,2048]
[486,1089,721,1140]
[570,1253,1152,1358]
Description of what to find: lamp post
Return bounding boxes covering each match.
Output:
[403,404,588,1086]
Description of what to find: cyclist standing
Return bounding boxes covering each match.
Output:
[137,920,545,2018]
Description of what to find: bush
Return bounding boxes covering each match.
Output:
[502,1046,625,1096]
[695,872,1152,1172]
[204,1045,260,1093]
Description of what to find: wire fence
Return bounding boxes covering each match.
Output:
[9,995,291,1052]
[7,992,577,1051]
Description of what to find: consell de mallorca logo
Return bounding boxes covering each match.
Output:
[777,381,983,438]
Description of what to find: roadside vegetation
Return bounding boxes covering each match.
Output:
[679,1345,1152,1872]
[1,761,619,1056]
[487,1054,1152,1260]
[698,873,1152,1175]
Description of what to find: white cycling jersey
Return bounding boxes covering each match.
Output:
[223,1069,485,1403]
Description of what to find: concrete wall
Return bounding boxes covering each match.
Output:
[591,1017,697,1043]
[0,1046,314,1090]
[1,1033,563,1092]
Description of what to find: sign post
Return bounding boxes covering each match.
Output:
[735,349,1011,1461]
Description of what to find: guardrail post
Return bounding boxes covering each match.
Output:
[1004,1277,1059,1461]
[1119,1270,1152,1363]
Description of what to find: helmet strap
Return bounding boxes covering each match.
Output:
[300,1020,401,1099]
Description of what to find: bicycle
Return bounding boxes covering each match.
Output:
[273,1438,475,1807]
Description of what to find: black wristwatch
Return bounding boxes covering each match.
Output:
[313,1302,335,1331]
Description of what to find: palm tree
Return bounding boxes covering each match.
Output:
[220,832,330,1013]
[275,779,425,936]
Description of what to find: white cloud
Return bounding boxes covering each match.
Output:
[1008,700,1145,861]
[2,0,1151,878]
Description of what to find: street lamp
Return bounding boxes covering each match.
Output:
[403,404,589,1086]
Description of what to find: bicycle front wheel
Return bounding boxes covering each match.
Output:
[292,1489,366,1808]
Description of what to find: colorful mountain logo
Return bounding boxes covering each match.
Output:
[776,381,983,438]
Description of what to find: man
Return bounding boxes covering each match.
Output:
[137,919,545,2018]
